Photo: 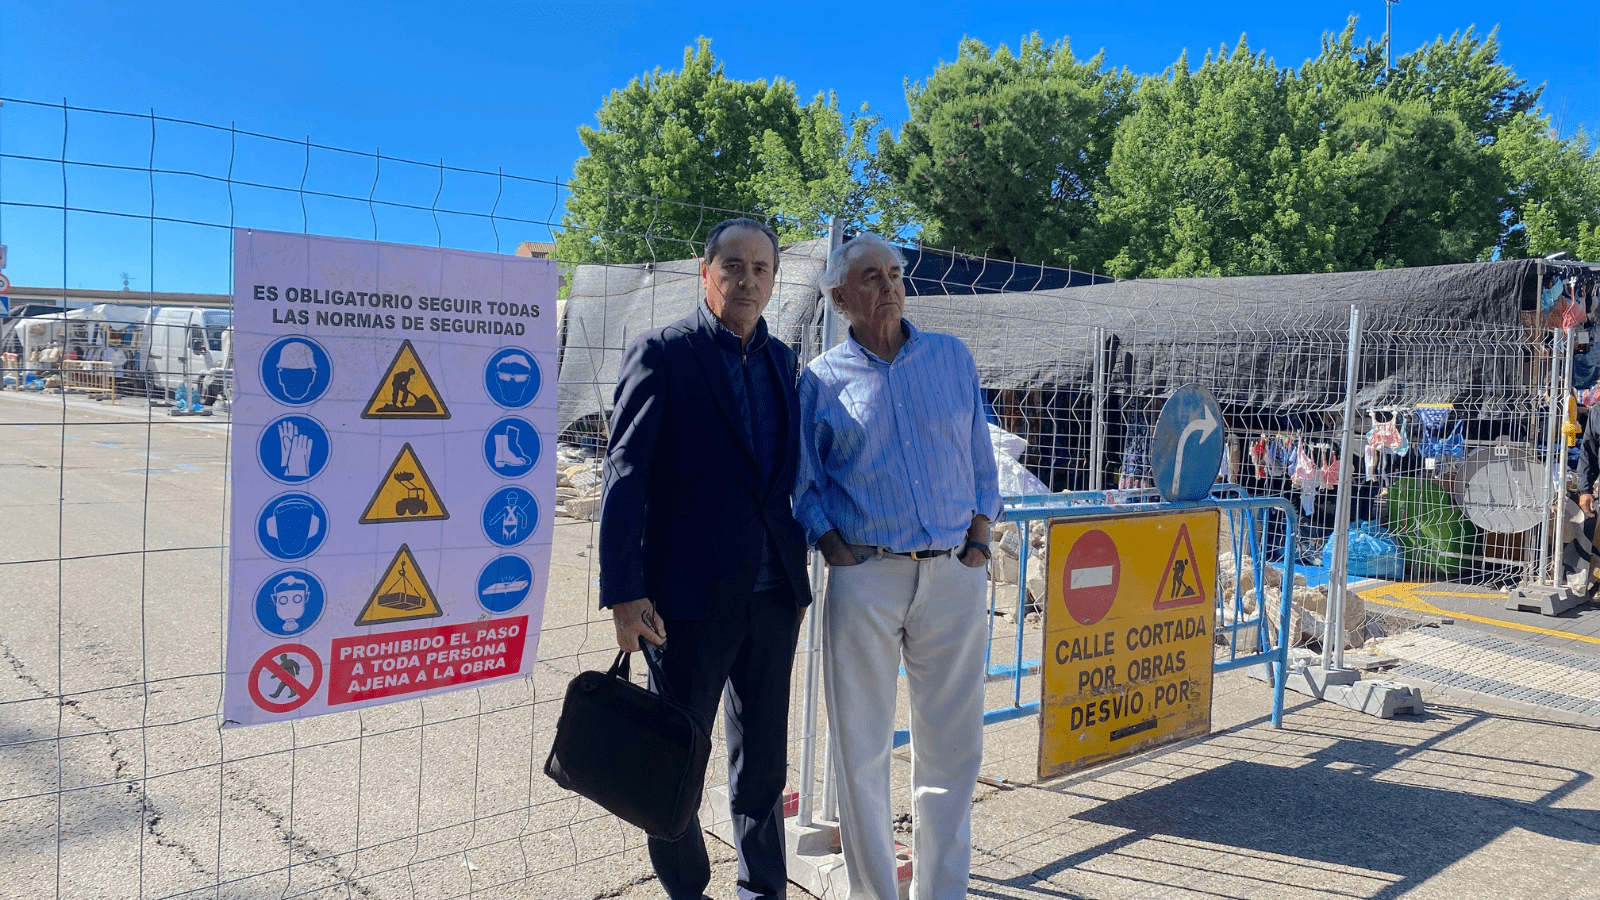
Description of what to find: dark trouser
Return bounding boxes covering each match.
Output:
[649,586,802,900]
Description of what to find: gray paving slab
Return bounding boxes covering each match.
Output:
[7,391,1600,899]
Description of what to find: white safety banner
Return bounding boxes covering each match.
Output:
[224,228,556,726]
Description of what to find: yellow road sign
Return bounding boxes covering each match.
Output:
[362,340,451,419]
[360,443,449,524]
[354,544,443,626]
[1040,509,1218,779]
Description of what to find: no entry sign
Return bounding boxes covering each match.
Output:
[1061,529,1120,626]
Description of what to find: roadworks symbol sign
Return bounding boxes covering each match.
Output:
[361,443,449,524]
[1153,522,1207,610]
[362,340,451,419]
[355,544,443,625]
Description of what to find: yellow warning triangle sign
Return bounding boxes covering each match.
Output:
[1153,523,1207,611]
[355,544,444,625]
[360,443,450,524]
[362,340,451,419]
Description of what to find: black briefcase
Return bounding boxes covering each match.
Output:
[544,645,711,840]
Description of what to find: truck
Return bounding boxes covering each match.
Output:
[1,304,232,405]
[142,306,233,406]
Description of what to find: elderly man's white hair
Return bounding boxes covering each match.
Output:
[817,233,907,297]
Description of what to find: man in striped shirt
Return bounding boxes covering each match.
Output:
[794,233,1001,900]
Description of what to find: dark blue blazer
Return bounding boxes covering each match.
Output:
[598,309,812,618]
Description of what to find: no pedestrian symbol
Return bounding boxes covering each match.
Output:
[248,643,324,714]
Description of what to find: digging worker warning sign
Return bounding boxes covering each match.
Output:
[1039,509,1218,778]
[224,229,557,727]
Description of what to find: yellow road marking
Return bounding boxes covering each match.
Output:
[1364,583,1600,647]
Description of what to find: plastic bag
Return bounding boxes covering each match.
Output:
[1322,520,1405,581]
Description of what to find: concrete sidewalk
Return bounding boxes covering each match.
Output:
[612,641,1600,900]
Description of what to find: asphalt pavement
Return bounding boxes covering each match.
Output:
[1,388,1597,900]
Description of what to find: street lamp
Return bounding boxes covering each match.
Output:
[1385,0,1401,77]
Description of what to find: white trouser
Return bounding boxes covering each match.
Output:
[823,552,988,900]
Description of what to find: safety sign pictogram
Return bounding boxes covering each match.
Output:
[260,336,332,407]
[354,544,443,625]
[258,414,331,484]
[1153,523,1207,610]
[483,347,540,408]
[1060,529,1120,626]
[256,492,329,561]
[482,415,540,478]
[254,569,325,636]
[482,486,538,547]
[360,443,450,523]
[477,554,533,613]
[362,340,451,419]
[248,643,323,714]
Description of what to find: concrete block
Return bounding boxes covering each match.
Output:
[705,784,858,899]
[1506,584,1586,616]
[1344,679,1425,717]
[1283,665,1360,700]
[1271,663,1425,719]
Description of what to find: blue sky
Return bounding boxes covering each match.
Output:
[2,0,1596,294]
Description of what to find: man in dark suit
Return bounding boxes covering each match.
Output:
[599,217,812,900]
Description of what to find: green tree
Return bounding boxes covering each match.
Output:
[1100,41,1333,278]
[878,35,1135,268]
[1326,95,1506,268]
[1384,26,1539,143]
[1496,115,1600,259]
[557,38,856,264]
[750,93,915,243]
[1099,22,1530,277]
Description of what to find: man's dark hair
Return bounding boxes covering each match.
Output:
[703,217,780,267]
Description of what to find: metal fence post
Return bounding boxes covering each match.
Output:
[1089,325,1106,491]
[1325,305,1362,672]
[796,217,843,827]
[1539,326,1567,586]
[1560,324,1578,584]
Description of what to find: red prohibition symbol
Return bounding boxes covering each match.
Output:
[1060,529,1120,627]
[248,642,324,714]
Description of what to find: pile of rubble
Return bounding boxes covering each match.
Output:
[556,445,604,520]
[981,524,1381,652]
[1215,551,1379,651]
[988,519,1047,612]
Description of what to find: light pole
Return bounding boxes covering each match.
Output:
[1384,0,1400,77]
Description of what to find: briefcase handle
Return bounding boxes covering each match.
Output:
[607,644,682,705]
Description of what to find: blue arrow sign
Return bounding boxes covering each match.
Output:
[1151,384,1226,502]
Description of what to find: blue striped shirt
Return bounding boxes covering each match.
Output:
[794,320,1002,551]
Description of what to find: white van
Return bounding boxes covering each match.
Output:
[143,306,233,404]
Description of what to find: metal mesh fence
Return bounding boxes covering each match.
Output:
[0,96,834,900]
[0,96,1565,900]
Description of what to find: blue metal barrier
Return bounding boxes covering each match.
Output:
[891,485,1297,749]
